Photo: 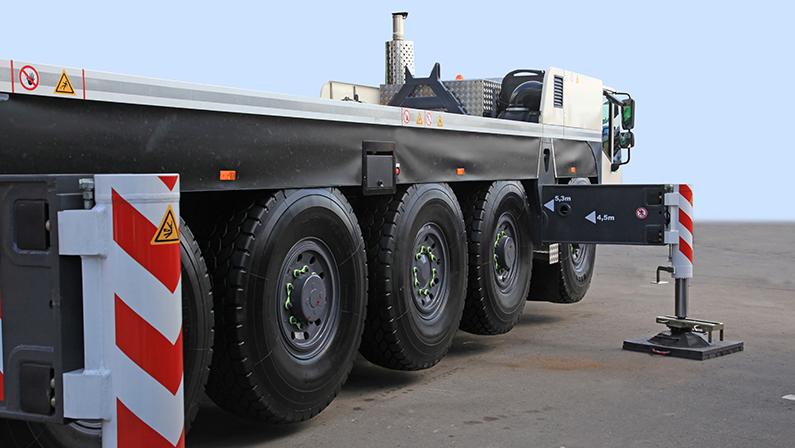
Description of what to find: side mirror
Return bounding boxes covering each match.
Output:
[621,98,635,131]
[619,131,634,148]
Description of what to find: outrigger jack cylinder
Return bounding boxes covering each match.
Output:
[623,185,744,360]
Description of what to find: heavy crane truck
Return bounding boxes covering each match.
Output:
[0,12,650,448]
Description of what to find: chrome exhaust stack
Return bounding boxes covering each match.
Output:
[386,12,414,85]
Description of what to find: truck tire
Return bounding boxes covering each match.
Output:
[203,189,367,423]
[179,220,214,430]
[0,220,213,448]
[529,243,597,304]
[357,183,467,371]
[528,178,597,304]
[459,181,532,335]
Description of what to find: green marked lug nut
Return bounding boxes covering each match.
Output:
[289,316,303,330]
[285,283,294,309]
[293,265,309,278]
[495,231,507,248]
[416,246,426,260]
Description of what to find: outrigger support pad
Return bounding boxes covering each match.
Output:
[623,269,744,361]
[623,330,745,361]
[622,185,744,361]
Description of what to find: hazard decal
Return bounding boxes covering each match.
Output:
[151,205,180,245]
[19,65,39,91]
[54,70,76,96]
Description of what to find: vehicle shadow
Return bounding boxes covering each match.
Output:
[187,355,420,447]
[186,399,304,447]
[342,355,418,393]
[514,306,565,327]
[445,333,499,358]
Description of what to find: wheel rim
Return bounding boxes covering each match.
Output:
[278,238,340,359]
[493,213,520,293]
[569,243,589,274]
[410,224,449,321]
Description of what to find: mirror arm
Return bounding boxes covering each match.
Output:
[613,91,632,100]
[603,90,624,106]
[611,146,632,172]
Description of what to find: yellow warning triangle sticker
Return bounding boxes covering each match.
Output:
[151,205,180,245]
[416,112,423,125]
[54,70,76,95]
[437,115,444,127]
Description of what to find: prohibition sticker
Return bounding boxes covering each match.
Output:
[402,109,411,125]
[19,65,39,90]
[54,70,76,95]
[636,207,648,219]
[424,112,432,127]
[151,205,180,245]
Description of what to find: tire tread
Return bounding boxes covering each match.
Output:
[357,184,464,371]
[205,189,364,423]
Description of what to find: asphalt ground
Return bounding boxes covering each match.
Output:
[186,222,795,448]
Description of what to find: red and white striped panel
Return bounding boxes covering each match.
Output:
[95,174,183,448]
[673,184,693,279]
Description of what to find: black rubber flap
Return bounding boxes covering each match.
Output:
[20,363,53,415]
[14,200,49,251]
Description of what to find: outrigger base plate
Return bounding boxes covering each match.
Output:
[623,330,744,361]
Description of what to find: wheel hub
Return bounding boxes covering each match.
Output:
[415,254,432,287]
[411,232,447,319]
[492,216,521,292]
[294,272,327,323]
[278,239,340,357]
[495,234,516,272]
[413,245,440,298]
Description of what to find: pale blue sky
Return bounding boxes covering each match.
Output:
[4,1,792,220]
